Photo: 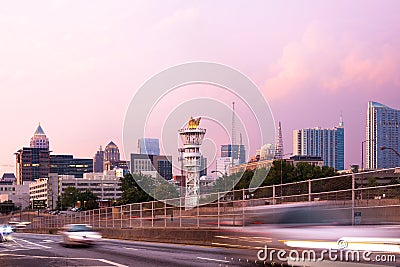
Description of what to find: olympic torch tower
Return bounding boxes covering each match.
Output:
[179,117,206,208]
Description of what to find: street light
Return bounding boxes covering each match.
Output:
[17,195,30,222]
[380,146,400,158]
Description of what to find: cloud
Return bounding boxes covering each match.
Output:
[263,21,400,100]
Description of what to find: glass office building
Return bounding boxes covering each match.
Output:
[366,101,400,169]
[293,118,344,170]
[138,138,160,156]
[220,144,246,165]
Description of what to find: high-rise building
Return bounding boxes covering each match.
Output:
[50,155,93,178]
[215,157,232,177]
[260,143,275,160]
[200,156,207,177]
[15,147,50,184]
[220,144,246,165]
[366,101,400,169]
[293,117,344,170]
[15,124,50,184]
[130,154,172,180]
[104,141,120,170]
[30,123,49,149]
[274,121,283,159]
[138,138,160,155]
[93,146,104,173]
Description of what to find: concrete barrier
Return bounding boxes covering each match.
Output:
[22,227,220,246]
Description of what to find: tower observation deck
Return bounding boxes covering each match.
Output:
[179,117,206,208]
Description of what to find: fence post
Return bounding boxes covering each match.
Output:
[272,185,275,205]
[120,206,123,229]
[352,174,355,226]
[129,204,132,228]
[179,196,182,228]
[112,207,115,228]
[164,201,167,228]
[242,188,245,227]
[105,208,107,228]
[151,201,154,228]
[140,203,143,228]
[308,179,312,202]
[197,197,200,228]
[217,192,220,228]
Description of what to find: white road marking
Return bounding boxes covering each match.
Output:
[40,240,54,243]
[0,253,129,267]
[16,238,52,249]
[196,256,230,263]
[123,247,138,250]
[97,258,129,267]
[11,239,24,247]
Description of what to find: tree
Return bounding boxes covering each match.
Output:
[215,161,339,192]
[79,189,99,210]
[119,173,153,204]
[58,187,80,210]
[57,187,98,210]
[154,182,179,200]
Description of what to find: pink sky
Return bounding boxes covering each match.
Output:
[1,0,400,175]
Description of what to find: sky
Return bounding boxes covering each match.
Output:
[1,0,400,176]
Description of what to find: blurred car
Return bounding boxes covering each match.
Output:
[0,224,15,242]
[244,202,351,226]
[60,224,102,246]
[8,221,31,230]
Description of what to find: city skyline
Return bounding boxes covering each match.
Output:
[1,1,400,176]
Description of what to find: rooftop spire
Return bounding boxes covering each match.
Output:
[339,112,344,127]
[275,121,284,159]
[30,122,49,149]
[34,122,46,135]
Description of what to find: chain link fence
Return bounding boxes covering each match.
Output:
[31,168,400,229]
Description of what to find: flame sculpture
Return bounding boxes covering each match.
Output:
[188,117,201,129]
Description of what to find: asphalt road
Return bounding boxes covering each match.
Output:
[0,233,258,267]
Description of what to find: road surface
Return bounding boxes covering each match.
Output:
[0,233,257,267]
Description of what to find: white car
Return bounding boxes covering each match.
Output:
[60,224,102,247]
[0,224,15,242]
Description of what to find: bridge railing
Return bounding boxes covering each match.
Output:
[31,168,400,229]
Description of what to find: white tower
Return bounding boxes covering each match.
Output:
[179,117,206,208]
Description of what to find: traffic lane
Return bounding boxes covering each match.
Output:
[0,233,257,267]
[214,225,400,265]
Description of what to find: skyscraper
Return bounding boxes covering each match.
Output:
[93,146,104,173]
[104,141,120,170]
[15,147,50,184]
[200,156,207,177]
[366,101,400,169]
[138,138,160,155]
[220,144,246,165]
[30,123,49,149]
[293,117,344,170]
[274,121,283,159]
[16,124,50,184]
